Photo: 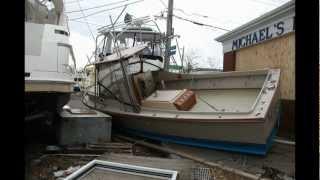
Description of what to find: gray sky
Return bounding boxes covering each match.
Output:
[65,0,290,69]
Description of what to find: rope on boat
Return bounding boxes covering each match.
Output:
[197,95,219,111]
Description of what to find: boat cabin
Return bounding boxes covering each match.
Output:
[95,22,166,73]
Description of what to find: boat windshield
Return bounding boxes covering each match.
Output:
[96,29,164,73]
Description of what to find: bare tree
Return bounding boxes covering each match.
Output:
[207,57,220,69]
[183,48,201,73]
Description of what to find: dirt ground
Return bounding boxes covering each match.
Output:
[25,139,294,180]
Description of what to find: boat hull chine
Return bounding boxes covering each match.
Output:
[115,126,278,156]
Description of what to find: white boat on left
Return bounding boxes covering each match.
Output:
[25,0,76,123]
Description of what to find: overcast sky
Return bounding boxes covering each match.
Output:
[64,0,290,69]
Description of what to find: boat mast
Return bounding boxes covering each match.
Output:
[163,0,174,70]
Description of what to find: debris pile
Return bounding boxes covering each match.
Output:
[53,165,81,178]
[260,166,294,180]
[27,155,94,180]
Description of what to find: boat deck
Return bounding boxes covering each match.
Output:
[191,89,261,112]
[140,88,261,112]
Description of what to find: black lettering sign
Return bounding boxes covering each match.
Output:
[259,28,266,41]
[239,38,243,48]
[276,21,284,35]
[232,39,239,50]
[229,19,290,51]
[252,32,258,44]
[266,27,273,39]
[246,34,252,46]
[242,36,247,47]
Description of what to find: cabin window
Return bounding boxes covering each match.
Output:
[55,29,69,36]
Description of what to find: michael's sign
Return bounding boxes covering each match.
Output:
[232,21,285,50]
[221,16,294,52]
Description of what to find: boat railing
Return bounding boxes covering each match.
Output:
[95,16,164,60]
[97,16,152,34]
[94,58,162,111]
[247,71,273,114]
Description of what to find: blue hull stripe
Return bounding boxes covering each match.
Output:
[115,126,277,156]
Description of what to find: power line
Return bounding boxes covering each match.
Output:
[174,8,193,17]
[158,0,167,8]
[270,0,288,4]
[175,9,213,20]
[69,0,144,20]
[65,0,84,4]
[172,0,285,25]
[173,14,231,32]
[113,5,128,25]
[172,8,242,27]
[155,10,231,31]
[75,0,96,42]
[69,19,104,26]
[247,0,279,6]
[66,0,130,13]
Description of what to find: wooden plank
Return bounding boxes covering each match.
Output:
[141,90,186,110]
[235,33,295,100]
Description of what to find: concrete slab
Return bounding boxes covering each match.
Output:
[58,110,112,145]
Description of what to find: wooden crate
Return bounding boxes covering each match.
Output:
[141,89,196,111]
[173,90,197,111]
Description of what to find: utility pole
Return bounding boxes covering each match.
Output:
[164,0,173,70]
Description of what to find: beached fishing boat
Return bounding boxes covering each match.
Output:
[82,44,281,155]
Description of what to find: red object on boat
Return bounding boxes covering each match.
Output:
[174,90,196,111]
